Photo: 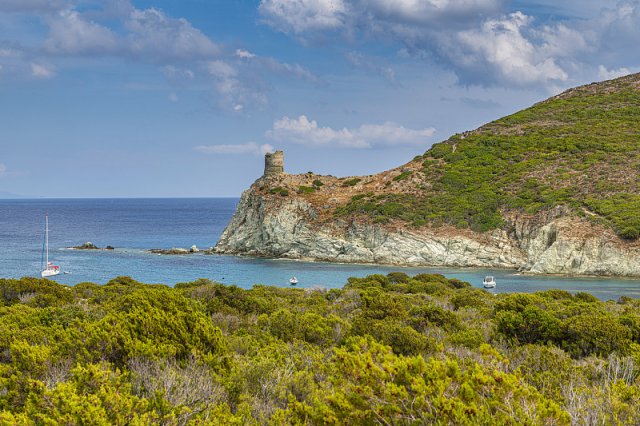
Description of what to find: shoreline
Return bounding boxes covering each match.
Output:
[58,243,640,281]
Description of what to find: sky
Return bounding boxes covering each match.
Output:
[0,0,638,197]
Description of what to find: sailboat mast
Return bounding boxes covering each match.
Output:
[45,214,49,266]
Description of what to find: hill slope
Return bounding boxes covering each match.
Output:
[215,74,640,276]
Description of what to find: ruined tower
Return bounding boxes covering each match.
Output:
[264,150,284,177]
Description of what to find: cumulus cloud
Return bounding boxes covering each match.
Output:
[194,142,274,155]
[259,0,347,34]
[449,12,569,86]
[266,115,435,148]
[125,8,220,62]
[259,0,640,88]
[41,6,220,62]
[598,65,631,80]
[44,9,118,54]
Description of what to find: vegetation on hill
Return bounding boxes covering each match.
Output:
[337,74,640,238]
[2,275,640,424]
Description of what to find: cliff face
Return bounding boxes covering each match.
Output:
[215,176,640,276]
[216,74,640,276]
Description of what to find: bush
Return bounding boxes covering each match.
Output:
[564,313,632,357]
[341,178,362,187]
[297,186,316,194]
[269,187,289,196]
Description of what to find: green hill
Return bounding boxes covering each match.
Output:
[338,73,640,238]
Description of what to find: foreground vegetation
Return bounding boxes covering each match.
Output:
[2,274,640,424]
[338,74,640,237]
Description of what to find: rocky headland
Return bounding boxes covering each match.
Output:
[215,74,640,277]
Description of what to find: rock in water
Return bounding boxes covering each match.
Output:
[73,242,100,250]
[149,248,190,255]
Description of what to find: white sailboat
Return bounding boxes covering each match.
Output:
[41,214,60,278]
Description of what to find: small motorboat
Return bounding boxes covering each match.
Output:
[289,277,298,285]
[483,276,496,289]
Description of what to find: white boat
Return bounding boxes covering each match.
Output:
[483,276,496,289]
[289,277,298,285]
[41,215,60,278]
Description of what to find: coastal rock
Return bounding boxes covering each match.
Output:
[72,242,100,250]
[215,182,640,277]
[149,248,190,255]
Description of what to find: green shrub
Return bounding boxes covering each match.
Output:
[269,187,289,196]
[341,178,362,187]
[297,185,316,194]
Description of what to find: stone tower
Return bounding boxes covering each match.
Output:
[264,150,284,177]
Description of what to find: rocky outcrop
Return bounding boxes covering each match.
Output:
[215,179,640,277]
[70,242,114,250]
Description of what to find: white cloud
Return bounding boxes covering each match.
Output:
[451,12,568,86]
[359,0,502,27]
[0,163,6,176]
[259,0,347,34]
[194,142,274,155]
[266,115,435,148]
[31,62,54,78]
[260,0,640,88]
[44,9,118,55]
[125,8,220,62]
[235,49,256,59]
[598,65,631,80]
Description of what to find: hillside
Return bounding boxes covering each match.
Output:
[215,74,640,276]
[339,73,640,237]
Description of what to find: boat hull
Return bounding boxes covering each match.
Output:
[41,269,60,278]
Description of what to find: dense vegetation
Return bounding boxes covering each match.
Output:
[2,275,640,424]
[338,74,640,237]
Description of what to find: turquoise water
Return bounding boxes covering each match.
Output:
[1,198,640,300]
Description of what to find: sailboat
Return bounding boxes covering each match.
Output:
[41,214,60,278]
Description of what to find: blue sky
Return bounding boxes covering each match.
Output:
[0,0,638,197]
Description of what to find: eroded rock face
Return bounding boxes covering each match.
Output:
[215,182,640,277]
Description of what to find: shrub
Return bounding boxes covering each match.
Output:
[341,178,362,187]
[269,187,289,196]
[297,186,316,194]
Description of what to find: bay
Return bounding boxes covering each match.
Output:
[1,198,639,301]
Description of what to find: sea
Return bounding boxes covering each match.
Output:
[1,198,640,301]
